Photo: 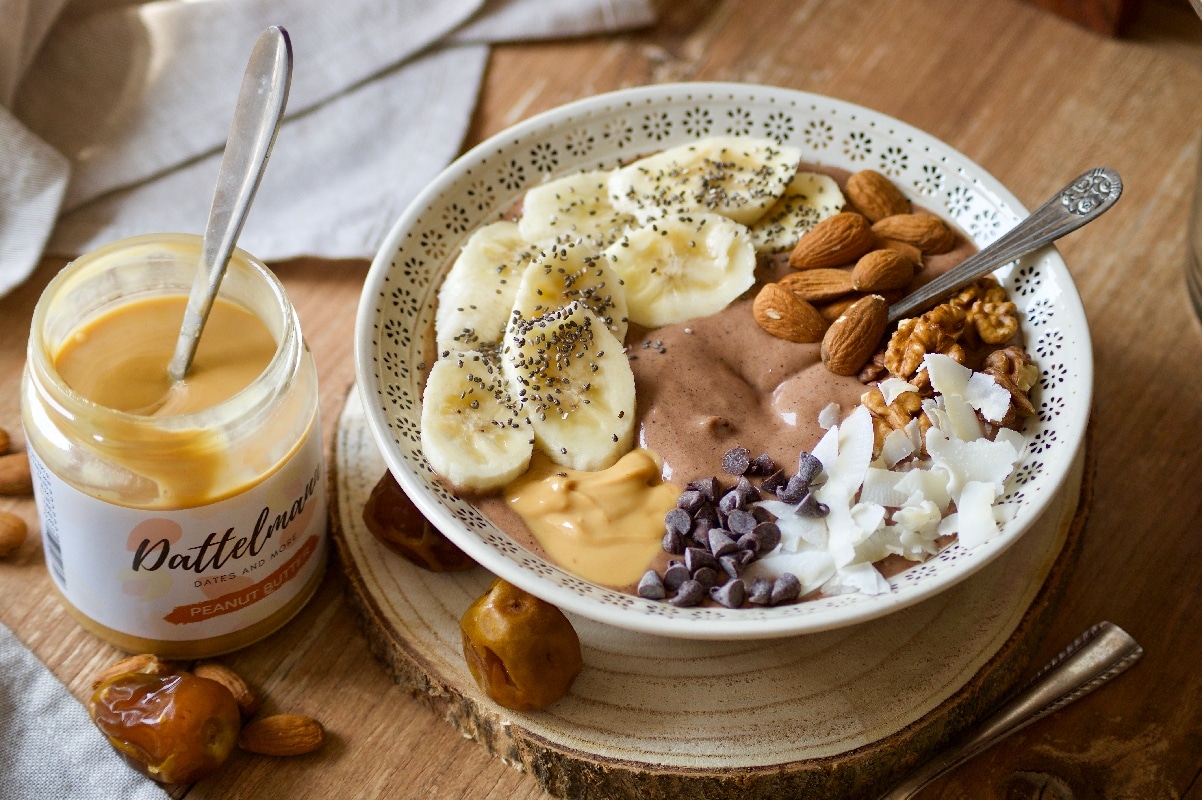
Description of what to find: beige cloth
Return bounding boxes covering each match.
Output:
[0,0,656,295]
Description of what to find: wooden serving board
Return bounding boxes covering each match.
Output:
[330,386,1091,800]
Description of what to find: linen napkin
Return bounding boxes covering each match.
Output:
[0,622,169,799]
[0,0,656,296]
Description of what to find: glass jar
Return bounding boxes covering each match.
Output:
[22,233,327,658]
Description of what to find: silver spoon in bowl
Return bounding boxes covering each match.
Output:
[164,26,293,389]
[887,167,1122,324]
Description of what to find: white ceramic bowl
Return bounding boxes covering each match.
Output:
[354,83,1092,639]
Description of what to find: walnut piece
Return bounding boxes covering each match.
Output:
[982,345,1039,428]
[883,303,967,382]
[862,387,925,456]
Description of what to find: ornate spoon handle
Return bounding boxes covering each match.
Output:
[878,621,1143,800]
[887,167,1122,324]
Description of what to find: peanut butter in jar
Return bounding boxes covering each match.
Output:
[21,233,327,658]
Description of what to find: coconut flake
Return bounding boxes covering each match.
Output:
[924,353,972,398]
[817,402,841,430]
[861,467,909,507]
[942,393,985,442]
[955,480,1000,548]
[743,549,835,595]
[879,427,915,468]
[966,371,1013,423]
[925,427,1021,503]
[879,377,919,405]
[823,562,891,596]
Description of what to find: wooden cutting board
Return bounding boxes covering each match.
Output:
[329,387,1091,800]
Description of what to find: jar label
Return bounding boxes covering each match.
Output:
[28,424,327,642]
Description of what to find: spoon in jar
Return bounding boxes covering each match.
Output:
[887,167,1122,324]
[162,26,293,392]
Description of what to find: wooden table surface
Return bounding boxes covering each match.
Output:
[3,0,1201,797]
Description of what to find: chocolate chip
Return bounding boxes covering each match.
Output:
[735,475,759,505]
[663,561,690,591]
[719,554,743,579]
[694,504,719,528]
[777,473,809,504]
[726,509,757,537]
[710,579,745,609]
[737,548,757,566]
[692,566,719,588]
[796,492,829,518]
[721,446,751,476]
[685,547,719,573]
[637,570,666,600]
[669,579,705,607]
[736,533,759,556]
[662,528,685,554]
[708,529,738,558]
[676,490,705,514]
[796,451,823,485]
[751,505,777,524]
[752,521,781,553]
[686,476,720,502]
[749,453,775,476]
[748,577,772,605]
[760,469,787,494]
[770,573,802,605]
[690,519,714,549]
[664,507,692,537]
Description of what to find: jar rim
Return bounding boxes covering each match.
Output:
[28,232,300,429]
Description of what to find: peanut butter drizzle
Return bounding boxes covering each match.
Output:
[504,449,680,587]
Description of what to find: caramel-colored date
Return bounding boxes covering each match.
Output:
[363,471,475,572]
[460,578,583,710]
[89,672,241,785]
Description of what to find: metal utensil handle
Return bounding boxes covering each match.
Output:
[879,621,1143,800]
[167,26,293,382]
[886,167,1122,324]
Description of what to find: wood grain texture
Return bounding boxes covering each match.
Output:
[1,0,1201,797]
[332,392,1091,800]
[1020,0,1144,35]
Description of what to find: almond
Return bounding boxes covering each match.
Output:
[194,661,261,717]
[788,212,876,270]
[778,267,855,303]
[91,653,175,690]
[0,427,10,455]
[845,170,911,222]
[821,294,890,376]
[752,283,829,343]
[878,238,924,268]
[851,249,915,292]
[238,714,325,756]
[0,452,32,496]
[0,511,26,557]
[816,295,861,322]
[870,214,956,254]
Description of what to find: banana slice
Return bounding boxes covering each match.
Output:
[511,239,628,342]
[519,169,637,249]
[608,136,802,225]
[435,221,538,353]
[502,301,635,472]
[420,350,534,492]
[748,171,845,253]
[601,213,756,327]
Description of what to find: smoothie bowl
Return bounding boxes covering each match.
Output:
[353,83,1092,639]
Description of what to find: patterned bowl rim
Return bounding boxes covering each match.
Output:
[354,81,1093,639]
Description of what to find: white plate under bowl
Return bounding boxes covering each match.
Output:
[353,82,1092,639]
